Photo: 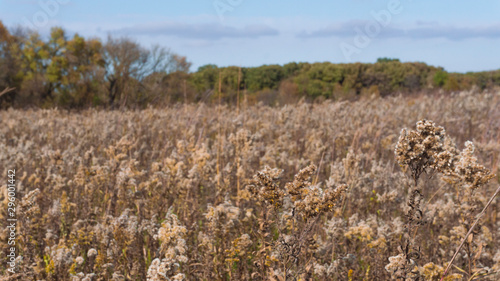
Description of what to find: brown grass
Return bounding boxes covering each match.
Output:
[0,90,499,280]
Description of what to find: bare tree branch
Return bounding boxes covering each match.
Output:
[0,87,15,97]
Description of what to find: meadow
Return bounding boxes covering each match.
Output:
[0,90,499,280]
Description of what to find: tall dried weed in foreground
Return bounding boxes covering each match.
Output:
[0,90,499,280]
[388,119,495,280]
[249,164,347,280]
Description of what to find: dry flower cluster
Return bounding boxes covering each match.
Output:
[390,118,496,280]
[0,90,499,280]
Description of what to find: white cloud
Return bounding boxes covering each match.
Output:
[112,21,279,40]
[298,21,500,40]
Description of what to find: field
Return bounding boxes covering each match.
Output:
[1,91,499,280]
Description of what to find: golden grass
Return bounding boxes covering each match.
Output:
[0,90,499,280]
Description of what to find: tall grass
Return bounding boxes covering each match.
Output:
[0,90,499,280]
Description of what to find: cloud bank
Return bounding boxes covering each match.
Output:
[298,21,500,40]
[113,22,279,40]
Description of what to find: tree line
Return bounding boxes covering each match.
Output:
[1,22,500,108]
[0,22,190,108]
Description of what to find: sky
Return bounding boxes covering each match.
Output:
[1,0,500,73]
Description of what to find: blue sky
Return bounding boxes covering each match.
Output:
[1,0,499,72]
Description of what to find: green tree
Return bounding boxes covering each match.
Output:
[19,30,52,105]
[433,69,449,87]
[61,35,106,107]
[243,64,284,92]
[377,57,400,63]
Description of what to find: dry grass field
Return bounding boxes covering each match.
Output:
[1,91,499,280]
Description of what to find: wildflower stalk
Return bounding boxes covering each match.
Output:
[216,70,222,190]
[250,164,347,280]
[440,186,500,281]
